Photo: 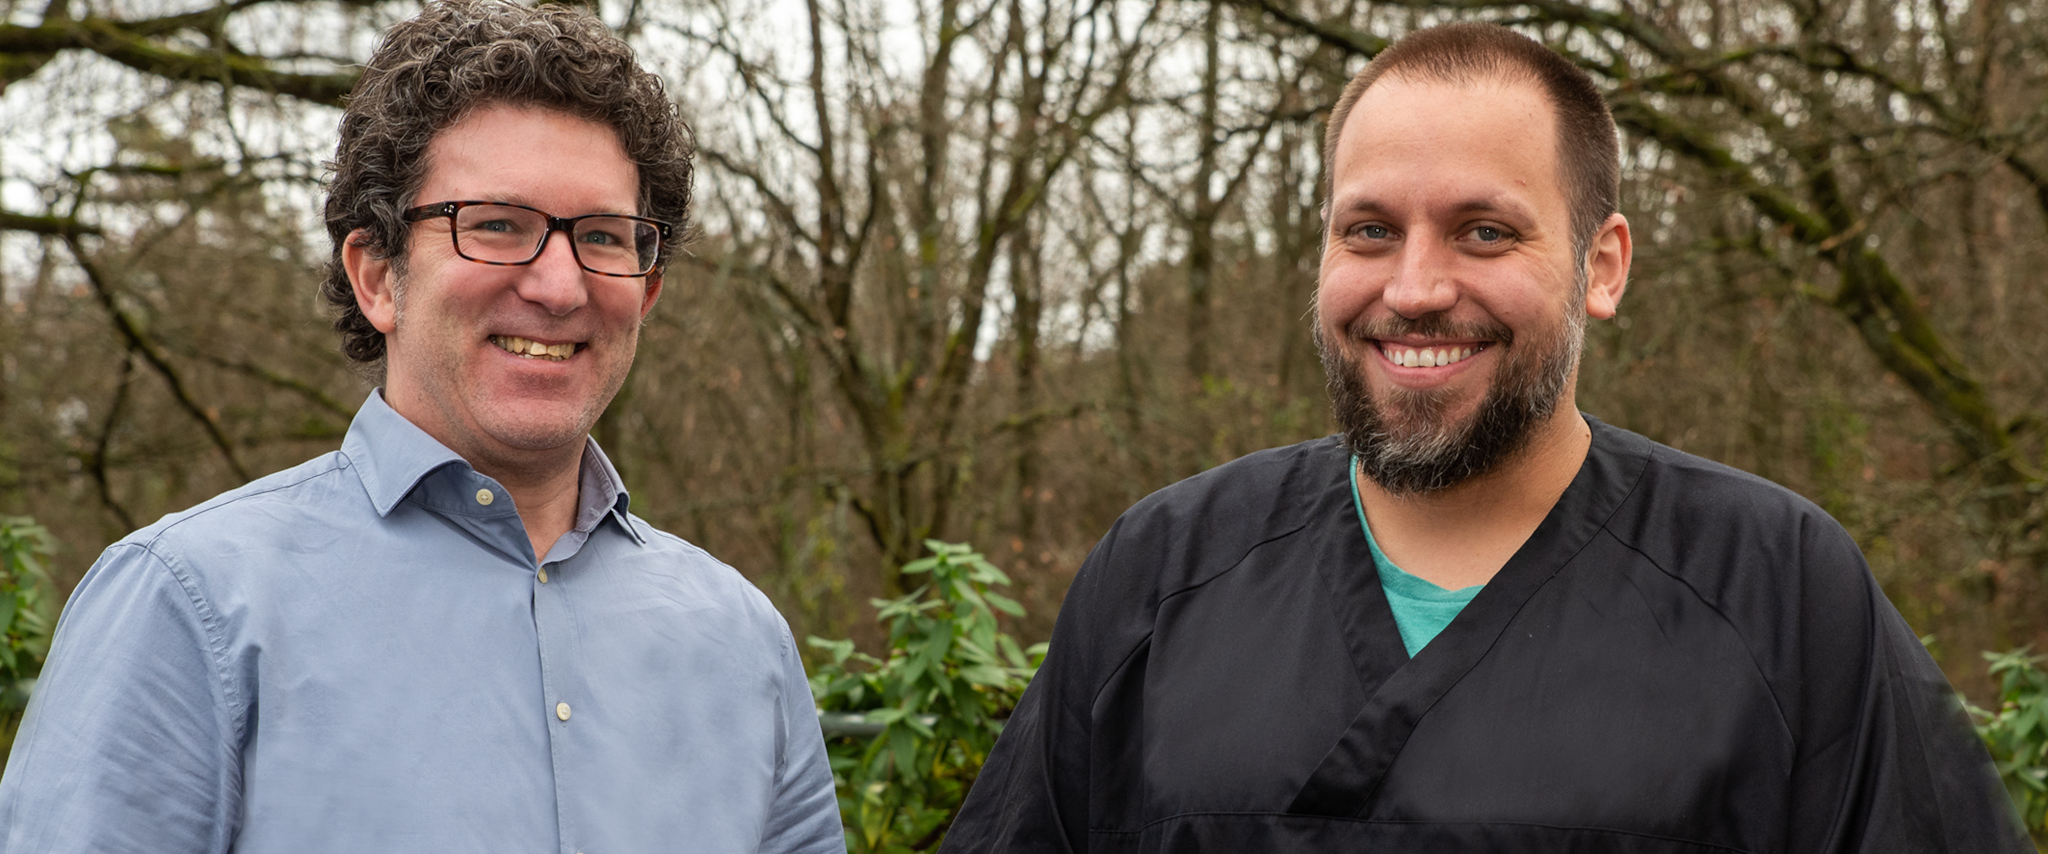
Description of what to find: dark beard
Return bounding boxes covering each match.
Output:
[1318,305,1583,496]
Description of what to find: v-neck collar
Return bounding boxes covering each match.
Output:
[1289,414,1655,817]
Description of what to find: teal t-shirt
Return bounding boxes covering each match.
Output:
[1349,456,1483,657]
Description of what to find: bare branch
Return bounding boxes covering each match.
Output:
[0,17,358,105]
[61,236,253,484]
[0,210,99,237]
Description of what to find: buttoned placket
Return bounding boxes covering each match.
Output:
[533,558,581,854]
[531,505,608,854]
[451,471,589,854]
[407,445,635,854]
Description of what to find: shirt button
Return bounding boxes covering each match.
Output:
[475,488,494,506]
[556,702,572,721]
[538,567,550,584]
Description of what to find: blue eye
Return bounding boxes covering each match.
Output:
[1359,224,1390,239]
[1473,226,1503,241]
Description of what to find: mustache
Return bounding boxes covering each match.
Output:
[1344,313,1513,345]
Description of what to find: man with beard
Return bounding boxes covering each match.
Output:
[941,22,2027,854]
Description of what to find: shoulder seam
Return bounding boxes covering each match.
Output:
[1594,441,1815,748]
[136,453,354,548]
[1154,520,1313,606]
[1595,530,1797,746]
[120,543,246,745]
[1084,520,1312,713]
[94,539,246,847]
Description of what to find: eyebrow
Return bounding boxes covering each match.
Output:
[476,194,635,217]
[1330,194,1538,223]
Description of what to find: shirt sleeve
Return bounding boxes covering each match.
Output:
[758,618,849,854]
[1783,518,2032,853]
[0,542,243,853]
[943,521,1139,854]
[938,645,1092,854]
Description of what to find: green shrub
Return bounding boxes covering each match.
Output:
[1969,647,2048,842]
[0,516,60,757]
[809,540,1045,853]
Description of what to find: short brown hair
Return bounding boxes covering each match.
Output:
[1322,22,1618,260]
[321,0,695,366]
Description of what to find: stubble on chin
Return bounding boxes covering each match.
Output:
[482,342,637,453]
[1319,306,1584,496]
[398,336,639,464]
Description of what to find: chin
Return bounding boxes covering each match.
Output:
[1321,325,1577,496]
[477,403,603,452]
[492,426,592,452]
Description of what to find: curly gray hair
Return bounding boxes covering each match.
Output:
[321,0,694,365]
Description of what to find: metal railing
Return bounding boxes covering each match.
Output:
[816,711,957,738]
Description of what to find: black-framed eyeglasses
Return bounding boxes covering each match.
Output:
[402,201,673,277]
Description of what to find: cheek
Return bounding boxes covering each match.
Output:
[1315,265,1382,327]
[602,280,657,319]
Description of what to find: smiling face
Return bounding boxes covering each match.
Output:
[1316,74,1627,494]
[344,105,661,474]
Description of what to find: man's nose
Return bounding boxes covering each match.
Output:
[1382,238,1459,319]
[518,230,591,316]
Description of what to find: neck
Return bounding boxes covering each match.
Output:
[381,390,586,564]
[1354,401,1591,589]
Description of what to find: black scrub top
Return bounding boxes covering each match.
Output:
[943,417,2028,853]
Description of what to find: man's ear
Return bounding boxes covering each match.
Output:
[341,229,399,334]
[1584,213,1632,320]
[639,269,663,319]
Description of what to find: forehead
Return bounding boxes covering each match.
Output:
[1329,74,1564,218]
[417,104,638,210]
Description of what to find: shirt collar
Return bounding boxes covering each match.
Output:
[575,436,641,543]
[341,390,640,543]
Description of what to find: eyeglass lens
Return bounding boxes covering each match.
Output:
[452,203,661,275]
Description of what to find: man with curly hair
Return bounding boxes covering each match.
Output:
[0,3,843,852]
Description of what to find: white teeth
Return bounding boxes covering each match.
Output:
[1384,344,1481,368]
[492,335,578,362]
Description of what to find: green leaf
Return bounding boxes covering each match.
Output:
[985,591,1025,617]
[959,664,1010,687]
[900,713,937,738]
[811,540,1042,852]
[808,636,857,663]
[903,632,951,689]
[1971,646,2048,840]
[888,726,920,780]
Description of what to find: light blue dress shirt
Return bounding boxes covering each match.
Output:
[0,392,845,854]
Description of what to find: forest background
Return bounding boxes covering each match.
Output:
[1,0,2044,716]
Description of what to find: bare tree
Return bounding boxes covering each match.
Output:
[3,0,2041,671]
